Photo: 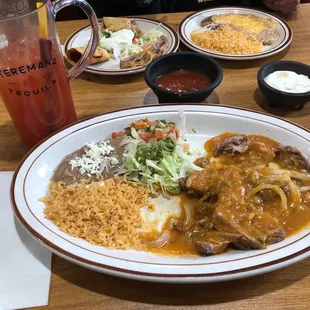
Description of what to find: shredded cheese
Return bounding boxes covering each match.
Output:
[69,141,119,176]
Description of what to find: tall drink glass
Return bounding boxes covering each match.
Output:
[0,0,99,148]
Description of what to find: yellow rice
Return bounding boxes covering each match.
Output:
[42,178,150,250]
[190,26,263,55]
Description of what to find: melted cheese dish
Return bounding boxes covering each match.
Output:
[211,13,277,34]
[192,12,280,55]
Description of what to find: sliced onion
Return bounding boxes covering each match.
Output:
[288,180,301,205]
[186,175,193,187]
[183,203,194,227]
[263,175,291,182]
[143,230,170,248]
[267,168,290,175]
[198,194,209,203]
[250,184,288,211]
[269,162,280,169]
[290,171,310,181]
[299,186,310,192]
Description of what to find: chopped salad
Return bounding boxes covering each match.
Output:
[112,119,202,195]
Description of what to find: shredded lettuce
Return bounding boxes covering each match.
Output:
[121,134,202,195]
[140,27,163,45]
[120,44,143,59]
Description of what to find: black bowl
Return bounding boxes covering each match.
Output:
[257,61,310,110]
[144,52,223,103]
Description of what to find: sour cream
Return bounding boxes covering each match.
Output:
[140,195,183,234]
[100,29,134,50]
[264,71,310,93]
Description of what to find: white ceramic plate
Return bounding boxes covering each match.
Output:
[178,7,293,60]
[64,18,179,75]
[11,105,310,283]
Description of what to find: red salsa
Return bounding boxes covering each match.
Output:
[155,69,211,92]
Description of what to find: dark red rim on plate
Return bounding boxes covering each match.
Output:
[10,104,310,279]
[64,17,180,75]
[178,7,293,60]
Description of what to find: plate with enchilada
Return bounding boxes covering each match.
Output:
[178,7,293,60]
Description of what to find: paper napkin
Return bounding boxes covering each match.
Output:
[0,172,52,310]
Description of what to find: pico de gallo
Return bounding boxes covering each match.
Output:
[112,118,201,195]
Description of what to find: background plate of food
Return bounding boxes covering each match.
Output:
[64,17,179,75]
[11,105,310,283]
[178,7,293,60]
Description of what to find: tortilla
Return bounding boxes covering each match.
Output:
[120,50,154,69]
[66,47,109,65]
[102,17,133,32]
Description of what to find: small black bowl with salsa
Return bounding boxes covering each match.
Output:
[144,52,223,103]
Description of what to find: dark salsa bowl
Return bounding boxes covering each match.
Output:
[144,52,223,103]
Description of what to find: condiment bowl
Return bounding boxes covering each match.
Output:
[144,52,223,103]
[257,61,310,109]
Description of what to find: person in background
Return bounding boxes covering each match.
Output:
[156,0,300,15]
[59,0,300,21]
[263,0,300,14]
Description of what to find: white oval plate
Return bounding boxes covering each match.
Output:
[64,18,179,75]
[178,7,293,60]
[11,105,310,283]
